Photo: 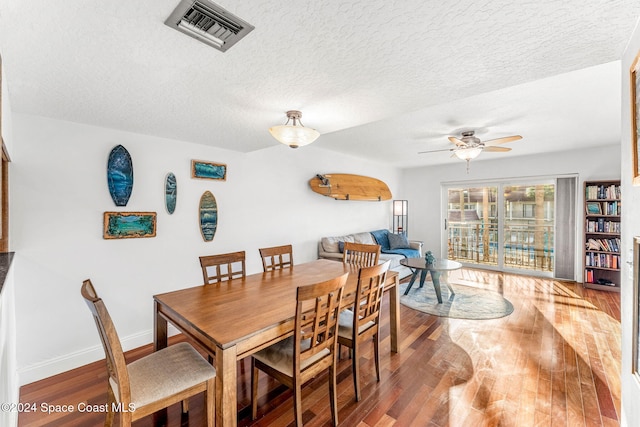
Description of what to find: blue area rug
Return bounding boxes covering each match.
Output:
[399,281,514,320]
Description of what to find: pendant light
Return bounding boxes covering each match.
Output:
[269,110,320,148]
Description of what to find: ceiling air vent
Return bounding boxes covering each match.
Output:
[165,0,254,52]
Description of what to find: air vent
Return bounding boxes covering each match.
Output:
[165,0,254,52]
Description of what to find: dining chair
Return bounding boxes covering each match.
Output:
[259,244,293,272]
[80,279,216,427]
[342,242,381,267]
[250,272,348,426]
[337,260,390,401]
[199,250,246,284]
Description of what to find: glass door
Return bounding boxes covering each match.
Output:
[444,180,556,276]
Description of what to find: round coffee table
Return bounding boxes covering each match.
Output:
[400,258,462,303]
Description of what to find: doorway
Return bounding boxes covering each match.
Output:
[443,178,566,277]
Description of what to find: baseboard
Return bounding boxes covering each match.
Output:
[17,325,181,386]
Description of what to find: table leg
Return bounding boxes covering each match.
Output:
[215,345,238,426]
[154,301,168,351]
[388,274,400,353]
[431,271,443,303]
[153,301,169,425]
[442,271,456,297]
[418,269,428,288]
[403,269,419,295]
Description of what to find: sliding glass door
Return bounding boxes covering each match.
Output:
[444,178,561,277]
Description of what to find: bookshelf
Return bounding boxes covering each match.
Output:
[583,180,621,292]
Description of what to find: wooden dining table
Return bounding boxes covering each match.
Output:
[153,259,400,426]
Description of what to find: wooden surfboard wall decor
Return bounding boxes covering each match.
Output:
[309,173,392,201]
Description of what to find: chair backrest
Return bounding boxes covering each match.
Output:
[80,280,131,404]
[259,244,293,272]
[353,260,391,331]
[294,273,348,378]
[342,242,381,267]
[199,251,246,284]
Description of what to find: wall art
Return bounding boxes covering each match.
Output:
[192,160,227,181]
[165,172,177,214]
[631,50,640,185]
[103,211,156,239]
[199,191,218,242]
[107,145,134,206]
[634,236,640,378]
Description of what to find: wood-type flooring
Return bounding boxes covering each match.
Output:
[18,268,621,426]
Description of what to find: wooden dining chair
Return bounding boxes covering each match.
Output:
[259,244,293,272]
[199,250,246,284]
[81,280,216,427]
[250,272,348,426]
[338,260,390,401]
[342,242,381,267]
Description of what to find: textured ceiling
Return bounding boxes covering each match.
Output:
[0,0,638,167]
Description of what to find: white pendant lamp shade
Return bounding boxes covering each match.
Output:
[269,110,320,148]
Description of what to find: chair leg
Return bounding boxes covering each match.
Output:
[294,382,304,427]
[352,342,361,402]
[251,358,259,420]
[206,377,215,427]
[329,364,339,427]
[105,386,115,427]
[374,333,381,382]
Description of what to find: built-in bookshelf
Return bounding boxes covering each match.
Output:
[583,180,621,292]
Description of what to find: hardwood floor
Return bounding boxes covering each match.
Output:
[18,268,621,426]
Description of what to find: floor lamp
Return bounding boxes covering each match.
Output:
[393,200,408,236]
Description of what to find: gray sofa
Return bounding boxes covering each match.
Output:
[318,230,423,279]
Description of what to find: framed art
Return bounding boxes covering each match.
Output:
[103,212,156,239]
[191,160,227,181]
[586,202,602,215]
[631,51,640,185]
[633,236,640,378]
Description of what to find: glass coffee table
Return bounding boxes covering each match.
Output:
[400,258,462,303]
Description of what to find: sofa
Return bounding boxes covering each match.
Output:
[318,229,423,279]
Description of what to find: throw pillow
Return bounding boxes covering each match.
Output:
[338,241,345,253]
[388,233,411,250]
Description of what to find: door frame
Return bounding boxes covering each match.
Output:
[441,174,575,279]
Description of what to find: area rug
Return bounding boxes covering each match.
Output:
[399,281,514,320]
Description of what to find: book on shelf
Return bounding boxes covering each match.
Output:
[585,184,621,200]
[586,219,621,233]
[585,252,620,269]
[586,237,620,252]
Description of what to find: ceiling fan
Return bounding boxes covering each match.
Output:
[418,130,522,172]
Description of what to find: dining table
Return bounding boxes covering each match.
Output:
[153,258,400,426]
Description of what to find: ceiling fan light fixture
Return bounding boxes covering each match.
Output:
[453,147,482,160]
[269,110,320,149]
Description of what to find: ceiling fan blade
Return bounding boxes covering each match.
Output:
[418,148,453,154]
[483,135,522,146]
[448,136,466,146]
[483,146,512,152]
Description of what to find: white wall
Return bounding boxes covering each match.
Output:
[10,114,401,385]
[400,145,621,277]
[0,50,18,427]
[621,16,640,427]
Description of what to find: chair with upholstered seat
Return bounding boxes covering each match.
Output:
[338,260,390,401]
[81,279,216,427]
[250,273,348,426]
[342,242,381,267]
[259,244,293,272]
[199,250,246,284]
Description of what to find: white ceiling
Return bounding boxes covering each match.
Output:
[0,0,638,168]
